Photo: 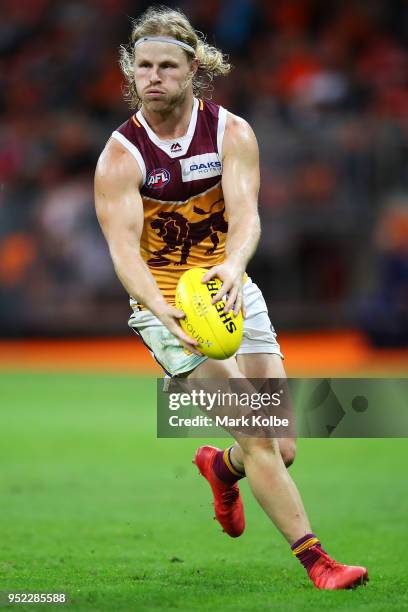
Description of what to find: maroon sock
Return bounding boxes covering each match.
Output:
[212,448,245,485]
[291,533,325,574]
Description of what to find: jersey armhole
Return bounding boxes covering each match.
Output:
[111,131,146,186]
[217,106,227,161]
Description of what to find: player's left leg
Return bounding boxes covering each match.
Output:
[231,353,296,471]
[203,353,295,504]
[193,279,296,539]
[192,355,310,545]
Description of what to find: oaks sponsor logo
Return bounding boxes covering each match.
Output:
[180,153,222,182]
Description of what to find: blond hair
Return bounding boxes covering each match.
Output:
[119,6,231,110]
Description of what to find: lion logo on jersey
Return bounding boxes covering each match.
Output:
[148,200,228,267]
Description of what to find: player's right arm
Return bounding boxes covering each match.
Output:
[94,139,199,354]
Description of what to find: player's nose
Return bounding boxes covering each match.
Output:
[149,66,161,83]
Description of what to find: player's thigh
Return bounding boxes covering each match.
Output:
[236,352,286,378]
[237,353,296,466]
[187,355,244,378]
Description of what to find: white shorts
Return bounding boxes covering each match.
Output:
[128,277,283,376]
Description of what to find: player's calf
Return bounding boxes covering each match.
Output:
[231,438,296,470]
[279,438,296,468]
[238,436,283,465]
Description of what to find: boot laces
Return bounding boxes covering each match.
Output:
[221,486,239,505]
[310,546,337,568]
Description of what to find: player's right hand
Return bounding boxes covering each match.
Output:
[154,303,202,356]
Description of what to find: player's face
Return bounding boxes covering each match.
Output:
[134,42,196,111]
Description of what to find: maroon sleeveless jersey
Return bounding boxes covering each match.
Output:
[111,98,228,304]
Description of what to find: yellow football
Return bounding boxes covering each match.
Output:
[175,267,243,359]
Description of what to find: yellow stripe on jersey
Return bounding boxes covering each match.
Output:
[199,98,204,111]
[132,115,141,127]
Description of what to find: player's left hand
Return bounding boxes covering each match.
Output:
[201,260,245,317]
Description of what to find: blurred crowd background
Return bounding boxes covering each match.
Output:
[0,0,407,345]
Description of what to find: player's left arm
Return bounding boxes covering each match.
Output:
[202,113,261,315]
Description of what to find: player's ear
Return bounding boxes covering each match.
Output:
[189,56,199,77]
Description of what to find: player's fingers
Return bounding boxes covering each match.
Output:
[167,319,198,346]
[178,328,199,346]
[224,286,238,312]
[233,292,243,317]
[181,341,203,357]
[171,307,185,319]
[201,268,218,283]
[173,328,202,355]
[211,280,233,304]
[242,301,247,319]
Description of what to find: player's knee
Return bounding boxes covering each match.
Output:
[239,437,280,460]
[279,439,296,467]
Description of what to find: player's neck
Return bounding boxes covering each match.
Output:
[140,91,195,141]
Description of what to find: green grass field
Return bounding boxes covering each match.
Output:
[1,372,407,611]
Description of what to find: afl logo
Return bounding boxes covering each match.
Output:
[146,168,171,189]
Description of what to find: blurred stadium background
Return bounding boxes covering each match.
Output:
[0,0,407,359]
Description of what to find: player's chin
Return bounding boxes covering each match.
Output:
[143,96,171,110]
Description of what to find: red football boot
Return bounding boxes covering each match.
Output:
[194,445,245,538]
[309,546,369,589]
